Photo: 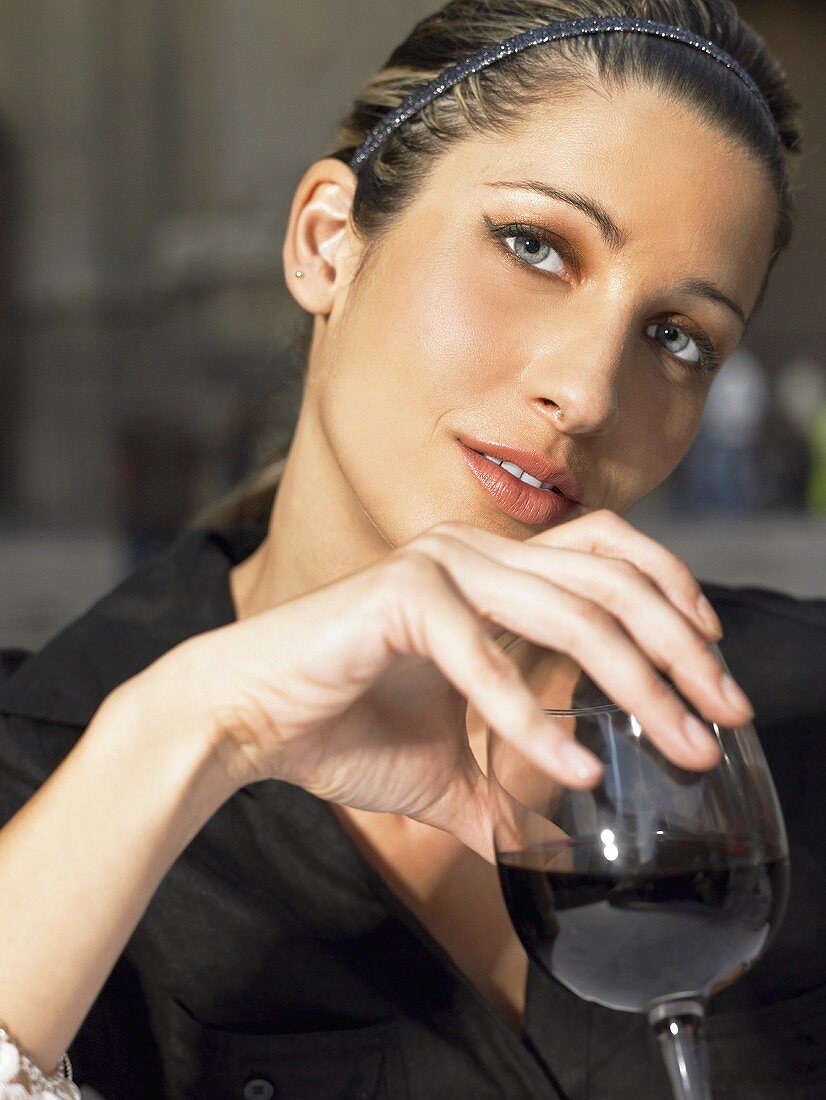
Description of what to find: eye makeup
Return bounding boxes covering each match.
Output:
[481,213,723,375]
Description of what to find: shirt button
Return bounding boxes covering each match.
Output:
[243,1078,275,1100]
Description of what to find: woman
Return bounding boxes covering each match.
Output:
[0,2,822,1097]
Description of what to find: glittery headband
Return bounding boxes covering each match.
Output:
[348,15,774,172]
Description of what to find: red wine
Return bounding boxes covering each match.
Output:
[498,835,789,1013]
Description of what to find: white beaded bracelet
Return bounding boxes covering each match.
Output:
[0,1025,80,1099]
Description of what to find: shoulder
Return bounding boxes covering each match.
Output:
[0,521,263,730]
[0,519,267,827]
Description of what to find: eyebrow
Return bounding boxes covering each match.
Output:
[673,278,747,327]
[483,178,629,252]
[483,178,747,327]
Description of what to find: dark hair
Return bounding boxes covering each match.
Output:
[192,0,801,529]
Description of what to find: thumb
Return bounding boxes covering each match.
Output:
[416,771,497,865]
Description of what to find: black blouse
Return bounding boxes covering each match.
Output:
[1,520,825,1100]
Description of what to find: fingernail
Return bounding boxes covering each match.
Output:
[696,594,723,640]
[558,740,602,781]
[683,713,718,753]
[720,674,754,718]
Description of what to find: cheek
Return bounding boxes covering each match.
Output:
[315,242,502,530]
[327,236,500,445]
[398,241,508,407]
[640,387,707,489]
[611,366,708,503]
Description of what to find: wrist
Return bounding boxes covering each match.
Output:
[93,638,250,822]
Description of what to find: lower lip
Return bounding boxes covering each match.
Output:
[456,440,577,526]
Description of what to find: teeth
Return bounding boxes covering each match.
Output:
[480,452,562,494]
[517,470,544,490]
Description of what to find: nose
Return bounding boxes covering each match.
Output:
[522,312,624,436]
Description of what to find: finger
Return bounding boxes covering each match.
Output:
[379,553,604,789]
[418,526,751,728]
[532,510,724,642]
[396,538,725,770]
[417,770,497,864]
[520,550,752,728]
[422,770,567,867]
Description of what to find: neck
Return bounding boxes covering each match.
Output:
[228,396,494,777]
[229,395,393,621]
[227,390,495,782]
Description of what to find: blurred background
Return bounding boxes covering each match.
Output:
[0,0,824,650]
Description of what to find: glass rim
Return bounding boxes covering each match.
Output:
[501,633,679,717]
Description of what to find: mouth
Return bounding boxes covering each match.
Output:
[469,450,565,495]
[455,435,581,527]
[454,433,583,503]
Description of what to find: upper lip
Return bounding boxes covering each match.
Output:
[456,433,584,503]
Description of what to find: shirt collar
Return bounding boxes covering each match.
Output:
[0,519,268,728]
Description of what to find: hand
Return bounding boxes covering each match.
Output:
[152,510,751,861]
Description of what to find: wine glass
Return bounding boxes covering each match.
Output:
[486,633,789,1100]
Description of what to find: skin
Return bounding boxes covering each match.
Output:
[227,79,778,1031]
[0,81,777,1075]
[233,81,776,614]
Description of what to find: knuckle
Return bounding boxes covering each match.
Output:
[427,519,469,538]
[381,550,443,591]
[661,632,711,679]
[693,634,722,666]
[623,564,662,603]
[597,559,648,611]
[608,558,641,583]
[595,507,625,530]
[404,532,442,559]
[557,593,613,647]
[577,601,614,635]
[407,525,465,559]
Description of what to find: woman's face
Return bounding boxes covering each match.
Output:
[305,81,777,547]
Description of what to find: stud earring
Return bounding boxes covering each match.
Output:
[295,269,305,278]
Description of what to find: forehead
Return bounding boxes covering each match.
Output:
[418,81,777,304]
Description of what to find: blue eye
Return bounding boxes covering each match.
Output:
[645,321,720,373]
[485,217,572,280]
[502,229,566,277]
[484,215,720,373]
[646,322,699,363]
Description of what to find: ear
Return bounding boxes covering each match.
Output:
[282,157,359,315]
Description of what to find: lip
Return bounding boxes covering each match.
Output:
[456,437,580,527]
[455,433,584,503]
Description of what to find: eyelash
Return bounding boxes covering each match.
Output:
[484,216,722,375]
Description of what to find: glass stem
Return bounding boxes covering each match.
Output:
[648,999,713,1100]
